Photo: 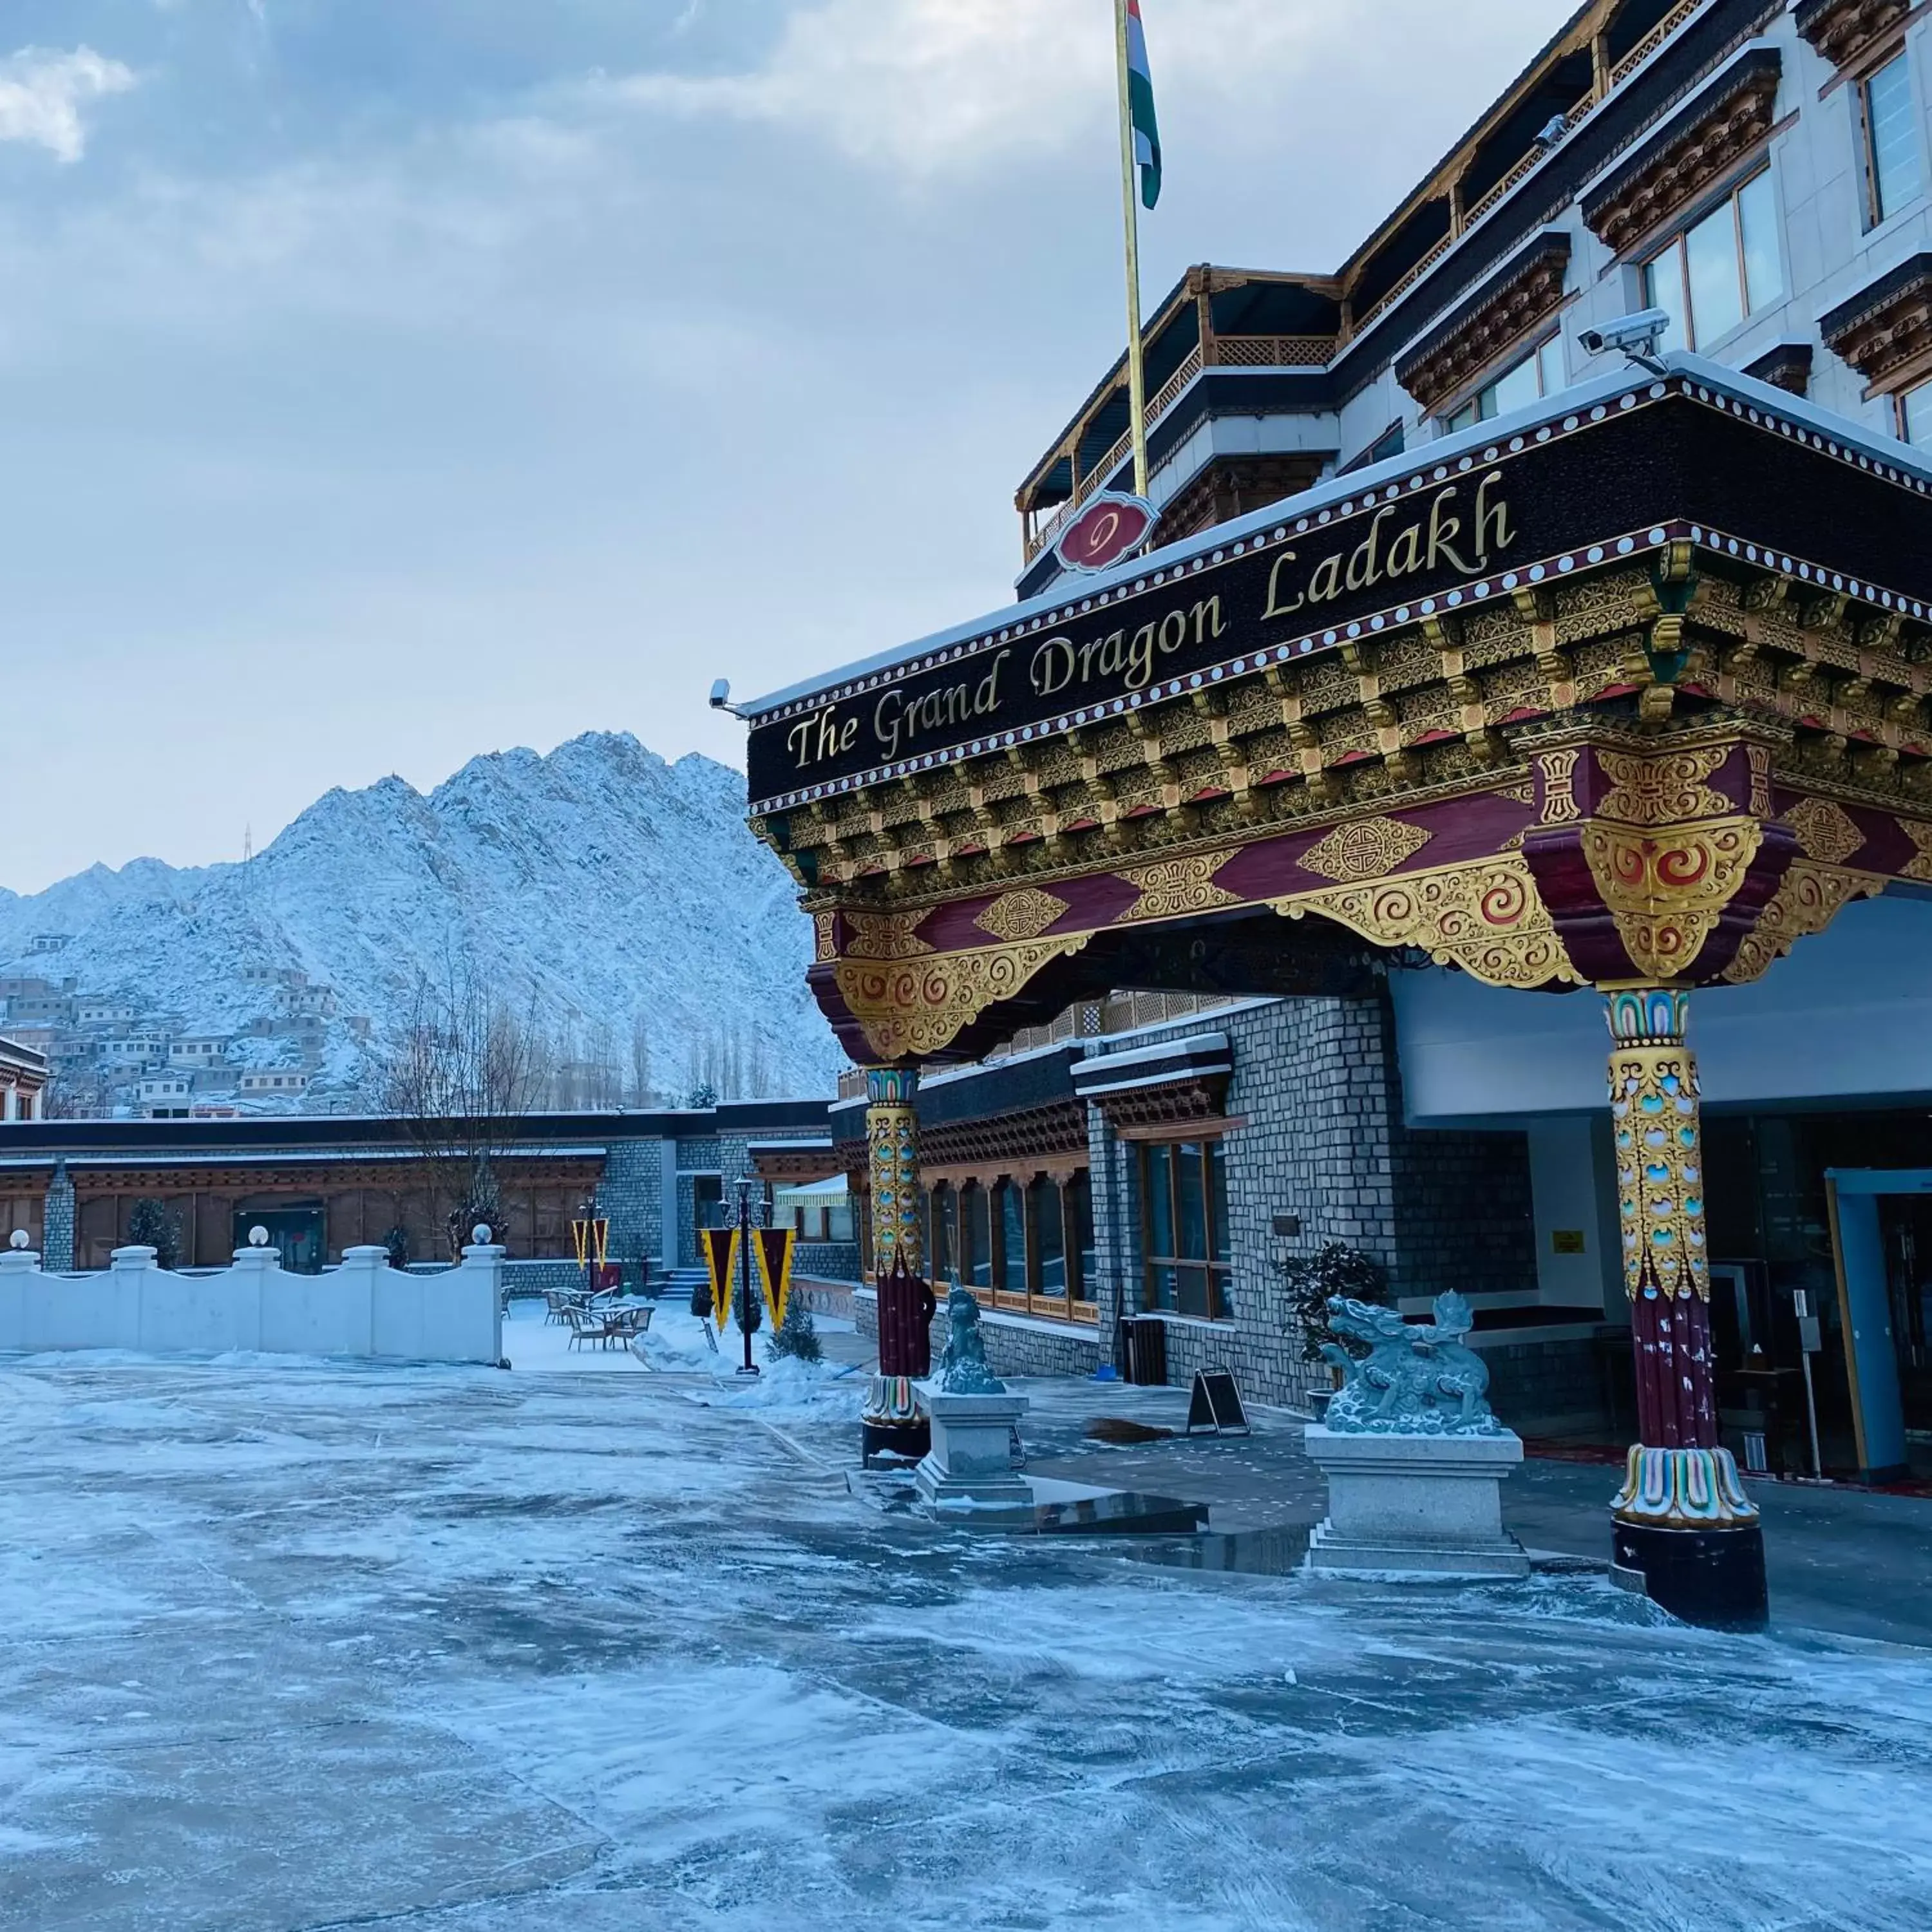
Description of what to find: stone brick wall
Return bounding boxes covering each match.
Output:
[1081,987,1537,1412]
[795,1240,859,1283]
[42,1164,75,1273]
[594,1141,663,1270]
[1478,1334,1610,1434]
[852,1287,1101,1379]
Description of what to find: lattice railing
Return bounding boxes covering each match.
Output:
[1024,336,1331,560]
[1349,0,1709,341]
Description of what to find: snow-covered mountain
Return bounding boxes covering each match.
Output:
[0,734,844,1106]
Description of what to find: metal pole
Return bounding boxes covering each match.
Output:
[737,1181,758,1376]
[1113,0,1150,501]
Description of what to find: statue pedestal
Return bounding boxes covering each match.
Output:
[1303,1425,1529,1579]
[915,1391,1030,1511]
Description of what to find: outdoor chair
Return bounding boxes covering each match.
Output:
[564,1305,610,1351]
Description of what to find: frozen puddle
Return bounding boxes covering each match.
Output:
[0,1353,1927,1931]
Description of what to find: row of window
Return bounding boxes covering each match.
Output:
[1436,44,1931,446]
[838,1142,1239,1329]
[928,1173,1097,1314]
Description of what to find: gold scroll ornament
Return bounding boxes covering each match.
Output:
[834,936,1091,1063]
[1280,853,1578,989]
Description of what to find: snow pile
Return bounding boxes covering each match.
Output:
[0,732,842,1100]
[638,1302,864,1417]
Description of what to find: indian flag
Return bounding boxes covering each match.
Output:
[1126,0,1162,209]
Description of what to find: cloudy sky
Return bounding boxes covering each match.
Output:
[0,0,1577,892]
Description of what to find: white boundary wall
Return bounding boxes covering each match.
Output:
[0,1241,504,1365]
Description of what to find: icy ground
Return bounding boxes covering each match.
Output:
[1,1332,1929,1930]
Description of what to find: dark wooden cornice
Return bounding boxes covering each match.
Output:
[1795,0,1911,73]
[1581,47,1783,256]
[1743,340,1814,396]
[1089,1075,1230,1139]
[1396,232,1571,413]
[1821,252,1932,387]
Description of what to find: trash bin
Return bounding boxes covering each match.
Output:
[1119,1314,1168,1387]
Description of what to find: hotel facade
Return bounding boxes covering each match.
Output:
[742,0,1932,1618]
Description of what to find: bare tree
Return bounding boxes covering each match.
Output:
[628,1011,654,1108]
[377,950,552,1257]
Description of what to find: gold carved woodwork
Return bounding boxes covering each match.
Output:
[1298,815,1434,884]
[1537,748,1583,824]
[1280,855,1578,990]
[813,912,836,963]
[1721,859,1885,983]
[832,937,1090,1063]
[1595,745,1730,826]
[1118,850,1242,922]
[1897,816,1932,882]
[842,910,933,960]
[973,887,1071,943]
[1779,796,1866,867]
[1580,817,1765,981]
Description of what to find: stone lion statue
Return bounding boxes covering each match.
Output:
[1320,1291,1501,1435]
[934,1286,1006,1396]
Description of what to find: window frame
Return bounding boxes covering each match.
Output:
[1438,329,1566,435]
[1859,44,1924,231]
[1137,1138,1233,1323]
[1637,165,1781,354]
[926,1167,1098,1325]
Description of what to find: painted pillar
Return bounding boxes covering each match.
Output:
[1604,985,1765,1625]
[865,1066,922,1278]
[862,1065,933,1446]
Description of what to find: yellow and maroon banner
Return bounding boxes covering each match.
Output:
[753,1227,796,1332]
[569,1217,591,1268]
[702,1226,740,1331]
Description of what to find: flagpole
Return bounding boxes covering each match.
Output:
[1113,0,1150,501]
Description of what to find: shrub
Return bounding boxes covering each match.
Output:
[766,1296,822,1365]
[126,1198,181,1271]
[1277,1242,1388,1364]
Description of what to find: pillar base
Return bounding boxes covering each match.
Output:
[1611,1520,1768,1631]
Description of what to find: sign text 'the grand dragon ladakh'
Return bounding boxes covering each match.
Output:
[743,392,1932,808]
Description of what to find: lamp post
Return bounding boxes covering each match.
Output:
[733,1179,762,1378]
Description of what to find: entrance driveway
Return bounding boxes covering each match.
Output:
[1,1352,1927,1931]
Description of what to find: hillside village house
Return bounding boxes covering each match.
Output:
[738,0,1932,1617]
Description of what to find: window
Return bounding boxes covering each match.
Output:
[961,1183,992,1290]
[1902,379,1932,451]
[995,1180,1027,1296]
[1864,51,1923,227]
[1640,171,1781,352]
[1442,334,1565,431]
[1029,1175,1066,1299]
[1139,1140,1232,1320]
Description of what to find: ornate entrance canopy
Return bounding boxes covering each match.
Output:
[744,358,1932,1067]
[742,351,1932,1622]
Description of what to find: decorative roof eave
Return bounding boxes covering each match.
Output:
[1395,231,1573,413]
[1580,44,1782,256]
[1795,0,1912,72]
[1821,252,1932,388]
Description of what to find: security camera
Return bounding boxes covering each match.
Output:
[708,678,732,710]
[1535,113,1569,149]
[1577,308,1671,370]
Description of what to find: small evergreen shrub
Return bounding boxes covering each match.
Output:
[127,1198,181,1271]
[766,1296,822,1365]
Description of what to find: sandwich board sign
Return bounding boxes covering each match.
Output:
[1185,1369,1251,1437]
